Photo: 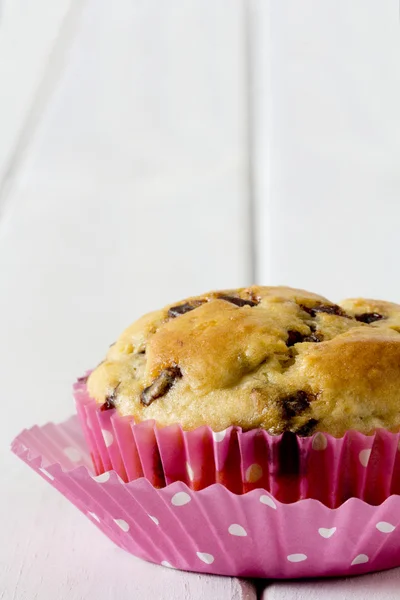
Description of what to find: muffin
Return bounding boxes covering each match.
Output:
[13,285,400,580]
[75,286,400,504]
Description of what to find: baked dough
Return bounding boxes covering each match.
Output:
[86,286,400,437]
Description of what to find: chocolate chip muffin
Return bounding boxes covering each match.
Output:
[87,286,400,437]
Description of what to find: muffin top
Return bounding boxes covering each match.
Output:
[86,286,400,437]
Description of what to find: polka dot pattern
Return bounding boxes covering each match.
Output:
[102,429,114,448]
[212,429,227,442]
[376,522,395,533]
[287,554,307,563]
[13,414,400,580]
[351,554,369,566]
[73,389,400,514]
[359,449,372,467]
[259,495,277,510]
[92,472,110,483]
[114,518,130,532]
[196,552,215,565]
[29,450,400,579]
[148,515,159,525]
[312,432,328,451]
[171,492,191,506]
[245,464,263,483]
[228,524,247,537]
[318,527,336,539]
[63,447,82,463]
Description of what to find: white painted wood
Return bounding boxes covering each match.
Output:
[0,0,249,439]
[254,0,400,301]
[0,0,74,189]
[263,569,400,600]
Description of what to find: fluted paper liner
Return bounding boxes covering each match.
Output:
[11,415,400,578]
[74,379,400,507]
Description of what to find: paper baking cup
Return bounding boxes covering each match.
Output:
[74,379,400,507]
[11,415,400,579]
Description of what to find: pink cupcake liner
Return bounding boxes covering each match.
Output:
[74,379,400,507]
[11,415,400,579]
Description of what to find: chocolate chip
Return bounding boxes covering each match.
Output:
[77,374,89,384]
[294,418,319,437]
[100,384,120,412]
[300,303,347,318]
[218,295,258,307]
[141,366,182,406]
[286,330,323,346]
[277,431,300,476]
[355,312,385,324]
[168,301,205,318]
[281,391,312,419]
[286,330,304,347]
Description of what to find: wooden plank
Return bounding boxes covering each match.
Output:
[252,0,400,300]
[0,0,75,192]
[0,0,250,436]
[262,569,400,599]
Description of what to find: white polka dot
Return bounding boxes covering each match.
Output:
[171,492,191,506]
[92,472,110,483]
[259,495,277,510]
[351,554,369,566]
[88,512,100,522]
[102,429,114,448]
[114,519,129,532]
[376,521,396,533]
[186,462,194,482]
[39,467,54,480]
[245,464,263,483]
[359,449,371,467]
[196,552,215,565]
[149,515,159,525]
[161,561,175,568]
[228,524,247,537]
[312,432,328,451]
[287,554,307,563]
[212,429,227,442]
[318,527,336,539]
[63,447,82,463]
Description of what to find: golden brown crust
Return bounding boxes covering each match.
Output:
[87,286,400,436]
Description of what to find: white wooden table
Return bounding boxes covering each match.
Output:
[1,1,400,598]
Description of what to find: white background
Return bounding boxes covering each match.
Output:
[1,1,400,598]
